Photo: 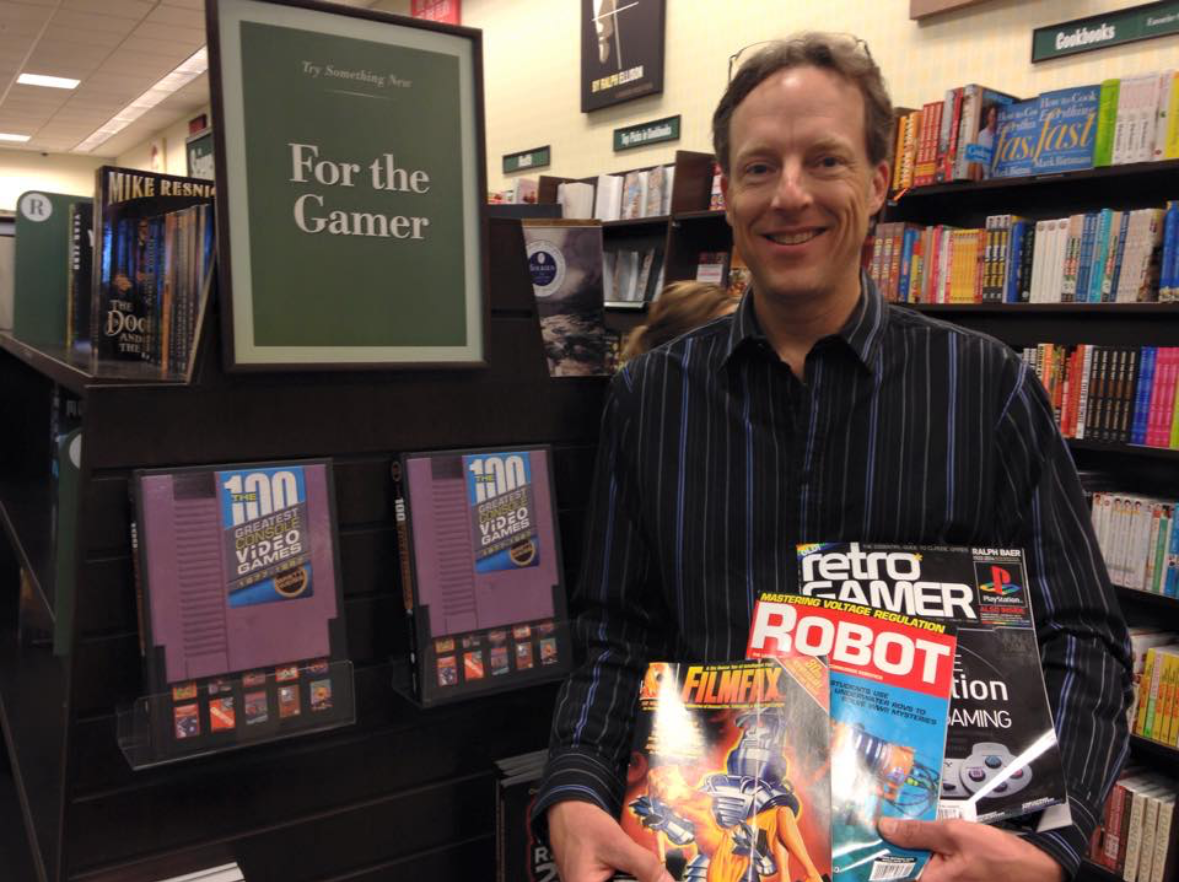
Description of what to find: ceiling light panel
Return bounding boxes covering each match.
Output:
[17,73,82,89]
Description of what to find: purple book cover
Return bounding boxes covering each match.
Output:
[404,447,561,636]
[136,460,340,686]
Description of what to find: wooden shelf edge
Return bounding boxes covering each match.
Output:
[0,631,52,882]
[897,303,1179,314]
[893,158,1179,200]
[1068,439,1179,460]
[0,333,92,397]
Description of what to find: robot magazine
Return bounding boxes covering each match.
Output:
[748,594,957,882]
[618,658,832,882]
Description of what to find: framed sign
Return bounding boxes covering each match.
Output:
[581,0,665,113]
[208,0,488,369]
[186,127,215,180]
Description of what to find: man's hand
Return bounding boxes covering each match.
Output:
[547,800,673,882]
[878,817,1065,882]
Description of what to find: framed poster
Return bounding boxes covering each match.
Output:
[208,0,488,369]
[186,127,215,180]
[581,0,665,113]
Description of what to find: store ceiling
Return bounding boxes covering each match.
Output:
[0,0,382,159]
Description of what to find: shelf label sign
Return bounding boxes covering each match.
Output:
[503,146,551,174]
[613,115,680,151]
[1033,1,1179,62]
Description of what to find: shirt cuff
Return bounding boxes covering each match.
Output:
[529,747,627,845]
[1018,817,1087,879]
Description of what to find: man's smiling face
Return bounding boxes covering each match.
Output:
[721,65,888,310]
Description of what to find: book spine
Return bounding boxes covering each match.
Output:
[1096,79,1121,168]
[1151,799,1175,882]
[391,464,422,700]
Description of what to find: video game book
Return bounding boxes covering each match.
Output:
[748,594,956,882]
[793,544,1069,827]
[394,445,570,706]
[131,459,351,756]
[616,659,831,882]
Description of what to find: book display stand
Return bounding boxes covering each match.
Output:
[118,660,356,770]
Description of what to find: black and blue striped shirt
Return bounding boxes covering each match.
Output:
[537,277,1131,875]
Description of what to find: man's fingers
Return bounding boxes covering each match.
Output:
[601,833,672,882]
[877,817,960,853]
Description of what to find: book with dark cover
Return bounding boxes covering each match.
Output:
[66,201,94,360]
[749,594,956,882]
[616,659,831,882]
[494,750,553,882]
[12,191,84,348]
[91,166,214,368]
[991,98,1039,179]
[131,459,350,758]
[395,445,570,706]
[793,543,1069,828]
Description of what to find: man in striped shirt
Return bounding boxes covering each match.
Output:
[536,33,1131,882]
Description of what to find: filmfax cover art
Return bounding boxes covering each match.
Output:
[795,543,1068,826]
[135,460,341,687]
[521,220,609,377]
[749,595,956,882]
[618,659,832,882]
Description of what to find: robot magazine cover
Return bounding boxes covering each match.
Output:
[618,658,832,882]
[748,594,957,882]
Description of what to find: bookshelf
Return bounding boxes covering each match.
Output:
[0,218,607,881]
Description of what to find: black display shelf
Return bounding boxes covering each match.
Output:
[894,158,1179,201]
[673,209,726,222]
[1116,586,1179,614]
[903,303,1179,315]
[1129,734,1179,770]
[0,486,55,626]
[602,215,670,230]
[1070,440,1179,461]
[0,334,90,398]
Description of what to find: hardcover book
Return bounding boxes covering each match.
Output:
[131,459,350,757]
[991,98,1040,179]
[618,659,831,882]
[12,191,84,349]
[66,201,94,361]
[748,594,956,882]
[1031,86,1100,174]
[91,166,214,368]
[792,543,1069,827]
[395,445,570,706]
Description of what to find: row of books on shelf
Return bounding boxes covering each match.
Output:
[695,247,751,300]
[1089,765,1179,882]
[603,247,664,304]
[589,164,676,221]
[892,71,1179,191]
[11,166,216,380]
[1022,344,1179,449]
[870,202,1179,305]
[1090,492,1179,595]
[496,545,1069,882]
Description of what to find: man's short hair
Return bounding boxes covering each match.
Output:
[712,33,895,175]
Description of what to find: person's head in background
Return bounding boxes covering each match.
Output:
[621,281,738,362]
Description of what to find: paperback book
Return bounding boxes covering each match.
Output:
[794,543,1069,827]
[618,658,831,882]
[748,594,956,882]
[131,459,351,757]
[395,445,570,706]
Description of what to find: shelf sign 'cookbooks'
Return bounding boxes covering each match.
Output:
[208,0,486,368]
[394,446,570,706]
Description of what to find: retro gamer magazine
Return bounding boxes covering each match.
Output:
[793,544,1069,828]
[748,594,957,882]
[616,658,831,882]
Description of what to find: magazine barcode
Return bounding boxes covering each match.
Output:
[870,858,916,881]
[938,803,964,820]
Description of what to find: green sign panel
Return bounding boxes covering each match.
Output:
[503,146,550,174]
[613,115,680,151]
[213,0,485,368]
[1033,1,1179,62]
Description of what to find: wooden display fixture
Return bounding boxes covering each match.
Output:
[0,219,606,881]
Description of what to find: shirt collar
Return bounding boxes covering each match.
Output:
[722,270,888,374]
